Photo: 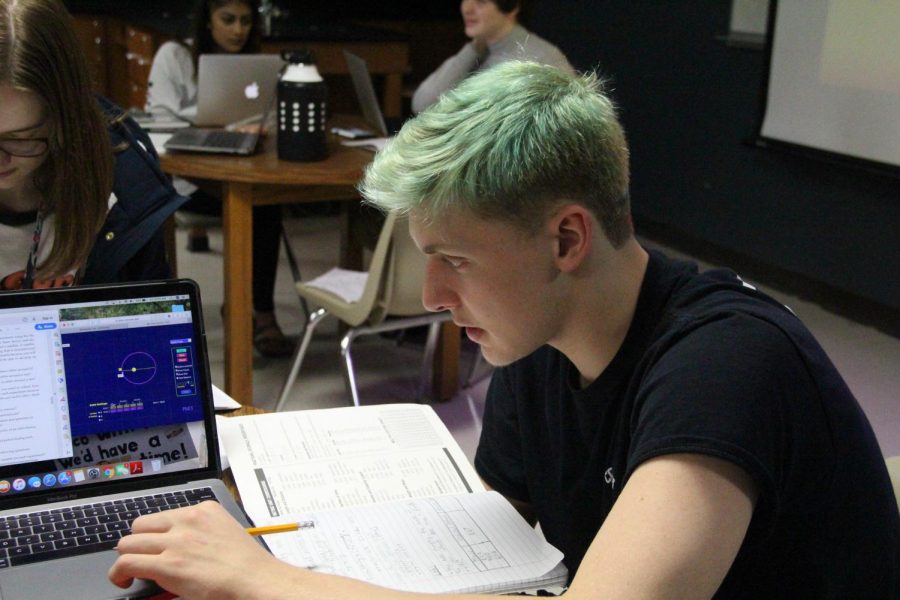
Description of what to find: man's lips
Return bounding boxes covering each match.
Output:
[464,326,485,342]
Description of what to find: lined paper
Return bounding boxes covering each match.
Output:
[263,492,566,594]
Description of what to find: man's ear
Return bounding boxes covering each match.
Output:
[550,204,593,273]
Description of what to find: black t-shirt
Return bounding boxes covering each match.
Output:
[475,250,898,598]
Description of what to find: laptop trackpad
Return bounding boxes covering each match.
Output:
[0,551,160,599]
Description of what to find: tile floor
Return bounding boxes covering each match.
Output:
[176,214,900,462]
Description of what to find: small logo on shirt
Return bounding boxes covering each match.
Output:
[604,467,616,490]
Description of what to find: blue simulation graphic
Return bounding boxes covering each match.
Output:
[61,323,203,436]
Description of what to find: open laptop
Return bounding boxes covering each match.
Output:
[0,280,252,599]
[164,54,283,155]
[342,50,404,152]
[195,54,284,127]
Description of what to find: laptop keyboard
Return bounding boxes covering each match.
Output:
[202,130,250,149]
[0,487,216,568]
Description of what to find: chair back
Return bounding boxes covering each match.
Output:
[370,214,429,324]
[332,211,400,327]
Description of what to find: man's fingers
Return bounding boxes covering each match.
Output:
[116,531,172,556]
[129,515,172,534]
[108,553,168,589]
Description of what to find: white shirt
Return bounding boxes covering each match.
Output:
[146,41,199,196]
[0,194,117,286]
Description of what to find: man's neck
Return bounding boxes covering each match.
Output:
[552,238,649,387]
[484,21,518,47]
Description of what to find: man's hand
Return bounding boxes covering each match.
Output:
[108,501,296,600]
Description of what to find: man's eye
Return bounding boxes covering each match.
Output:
[443,257,465,269]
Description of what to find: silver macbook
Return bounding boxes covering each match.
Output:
[344,50,390,137]
[195,54,284,127]
[164,96,274,156]
[0,280,251,600]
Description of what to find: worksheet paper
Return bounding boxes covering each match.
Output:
[262,491,566,595]
[218,404,484,523]
[304,267,367,303]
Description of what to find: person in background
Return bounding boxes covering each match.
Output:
[147,0,293,358]
[0,0,184,290]
[411,0,574,114]
[109,61,897,599]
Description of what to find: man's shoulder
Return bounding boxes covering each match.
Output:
[648,252,796,332]
[512,26,572,70]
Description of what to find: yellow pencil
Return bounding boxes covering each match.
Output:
[246,520,315,536]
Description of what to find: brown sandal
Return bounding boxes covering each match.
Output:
[253,322,294,357]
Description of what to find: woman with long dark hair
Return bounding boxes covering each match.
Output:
[147,0,293,358]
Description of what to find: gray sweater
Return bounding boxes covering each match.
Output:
[411,24,574,114]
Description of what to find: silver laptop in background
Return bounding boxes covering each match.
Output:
[344,50,390,137]
[164,91,276,155]
[0,280,252,600]
[194,54,284,127]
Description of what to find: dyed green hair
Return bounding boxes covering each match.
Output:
[360,61,632,246]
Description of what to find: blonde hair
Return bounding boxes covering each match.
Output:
[361,61,632,246]
[0,0,113,278]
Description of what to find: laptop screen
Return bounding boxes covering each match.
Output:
[0,282,215,504]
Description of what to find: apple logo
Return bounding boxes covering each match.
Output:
[244,81,260,100]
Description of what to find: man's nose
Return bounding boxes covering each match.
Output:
[422,261,458,314]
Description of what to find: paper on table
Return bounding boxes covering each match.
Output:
[263,492,566,595]
[341,137,391,152]
[212,384,242,411]
[148,133,173,154]
[218,404,484,523]
[304,267,367,303]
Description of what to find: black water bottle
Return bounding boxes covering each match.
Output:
[277,50,328,161]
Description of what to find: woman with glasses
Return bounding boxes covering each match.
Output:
[146,0,294,358]
[0,0,186,290]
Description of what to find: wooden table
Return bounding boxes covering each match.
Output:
[160,134,459,405]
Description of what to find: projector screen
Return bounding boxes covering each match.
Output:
[759,0,900,169]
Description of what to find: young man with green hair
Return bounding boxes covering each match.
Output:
[110,62,898,598]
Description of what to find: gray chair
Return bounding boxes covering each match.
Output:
[274,212,451,410]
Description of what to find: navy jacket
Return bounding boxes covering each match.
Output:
[81,97,187,283]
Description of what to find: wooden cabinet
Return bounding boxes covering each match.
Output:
[72,15,108,94]
[71,16,170,110]
[123,24,159,109]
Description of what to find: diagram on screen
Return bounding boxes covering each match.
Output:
[117,351,158,385]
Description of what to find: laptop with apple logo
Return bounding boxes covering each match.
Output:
[164,54,284,155]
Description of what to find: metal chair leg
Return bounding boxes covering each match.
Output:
[340,329,362,407]
[281,221,310,321]
[417,320,443,402]
[274,307,328,411]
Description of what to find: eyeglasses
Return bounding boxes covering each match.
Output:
[0,137,49,157]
